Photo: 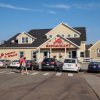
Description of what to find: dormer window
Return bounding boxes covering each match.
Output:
[22,37,28,43]
[26,37,28,43]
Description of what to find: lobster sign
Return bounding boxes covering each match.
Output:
[53,37,63,44]
[46,37,71,48]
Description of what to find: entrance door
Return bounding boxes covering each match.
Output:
[72,51,77,58]
[43,51,50,58]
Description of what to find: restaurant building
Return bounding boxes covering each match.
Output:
[0,23,87,62]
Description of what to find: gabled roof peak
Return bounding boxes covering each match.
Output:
[46,22,81,35]
[18,31,37,39]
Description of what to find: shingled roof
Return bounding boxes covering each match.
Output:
[0,27,86,47]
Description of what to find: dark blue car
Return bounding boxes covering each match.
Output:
[41,58,63,71]
[88,61,100,72]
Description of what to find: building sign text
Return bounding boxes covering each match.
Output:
[0,51,17,58]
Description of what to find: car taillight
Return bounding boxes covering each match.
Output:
[88,64,91,67]
[76,64,77,67]
[0,62,3,64]
[42,62,45,64]
[51,62,55,64]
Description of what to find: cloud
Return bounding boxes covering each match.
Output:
[73,3,100,9]
[43,4,70,10]
[46,10,56,14]
[43,3,100,10]
[0,2,43,12]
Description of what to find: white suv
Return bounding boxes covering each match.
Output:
[62,58,80,72]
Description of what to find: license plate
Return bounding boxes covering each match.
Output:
[93,66,96,68]
[46,64,49,65]
[68,64,71,67]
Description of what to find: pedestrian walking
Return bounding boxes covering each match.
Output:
[20,57,29,75]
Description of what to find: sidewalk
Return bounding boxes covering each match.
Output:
[83,75,100,99]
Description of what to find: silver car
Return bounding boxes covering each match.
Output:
[0,60,11,68]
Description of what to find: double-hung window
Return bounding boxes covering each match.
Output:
[22,37,25,43]
[22,37,28,43]
[26,37,28,43]
[80,52,84,57]
[19,51,24,58]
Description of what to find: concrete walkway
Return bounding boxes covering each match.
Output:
[83,75,100,99]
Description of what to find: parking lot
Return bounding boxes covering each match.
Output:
[0,63,100,100]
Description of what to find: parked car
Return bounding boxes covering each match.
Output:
[41,58,63,71]
[87,61,100,72]
[62,58,80,72]
[10,60,20,68]
[0,60,11,68]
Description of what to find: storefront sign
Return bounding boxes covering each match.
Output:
[46,44,70,48]
[0,51,17,58]
[46,37,71,48]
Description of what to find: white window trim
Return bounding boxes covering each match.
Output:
[97,49,100,53]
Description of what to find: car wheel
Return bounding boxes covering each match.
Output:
[36,66,39,70]
[54,66,57,71]
[59,67,63,72]
[41,67,44,71]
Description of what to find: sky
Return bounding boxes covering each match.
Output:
[0,0,100,44]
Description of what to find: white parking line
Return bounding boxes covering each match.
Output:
[56,72,62,76]
[0,71,7,73]
[43,72,50,76]
[30,72,39,75]
[68,73,73,77]
[6,72,15,74]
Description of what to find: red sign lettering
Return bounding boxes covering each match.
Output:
[46,37,71,48]
[0,51,17,58]
[46,44,70,48]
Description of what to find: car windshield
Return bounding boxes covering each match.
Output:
[92,62,100,65]
[64,59,75,63]
[43,58,54,62]
[13,60,19,62]
[26,60,31,63]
